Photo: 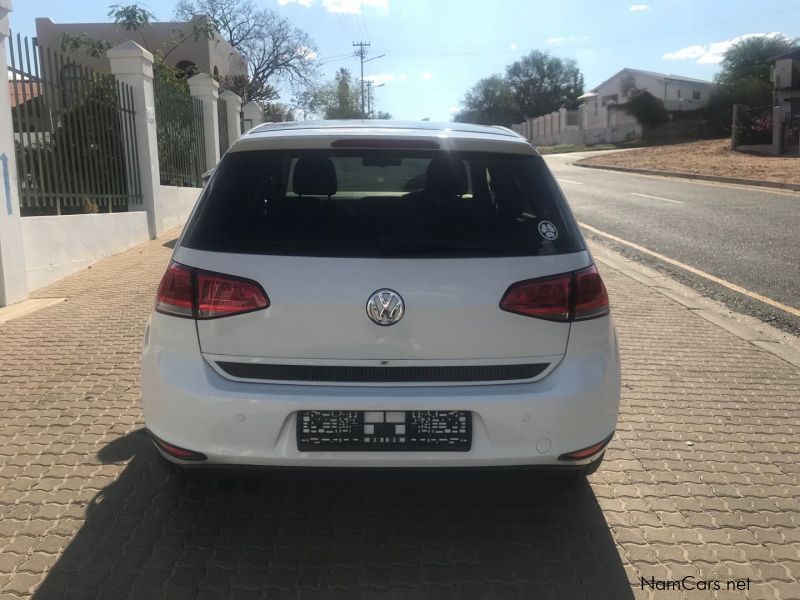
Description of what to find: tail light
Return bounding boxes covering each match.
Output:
[155,261,269,319]
[149,432,207,461]
[500,265,609,322]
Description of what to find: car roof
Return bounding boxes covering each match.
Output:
[234,120,535,154]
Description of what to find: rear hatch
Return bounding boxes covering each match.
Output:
[175,141,591,384]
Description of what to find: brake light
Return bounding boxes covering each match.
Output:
[573,265,610,321]
[196,271,270,318]
[499,273,572,321]
[155,262,194,317]
[155,261,270,319]
[331,138,440,149]
[499,265,609,322]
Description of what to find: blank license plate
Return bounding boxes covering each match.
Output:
[297,410,472,451]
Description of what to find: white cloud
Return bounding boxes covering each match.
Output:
[545,35,590,45]
[419,71,433,81]
[365,73,397,84]
[278,0,313,6]
[629,4,651,11]
[297,45,318,60]
[663,32,784,64]
[321,0,388,14]
[448,106,459,115]
[509,42,518,50]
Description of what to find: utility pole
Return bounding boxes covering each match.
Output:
[353,41,370,117]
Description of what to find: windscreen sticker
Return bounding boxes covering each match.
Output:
[538,221,558,241]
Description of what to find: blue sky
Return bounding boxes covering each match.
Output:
[11,0,800,120]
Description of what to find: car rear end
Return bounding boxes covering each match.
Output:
[141,122,620,471]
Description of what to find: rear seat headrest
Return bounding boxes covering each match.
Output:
[293,157,338,197]
[426,157,468,198]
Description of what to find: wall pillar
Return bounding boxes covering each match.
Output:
[0,0,27,305]
[219,90,242,149]
[771,105,782,156]
[188,73,220,170]
[242,101,264,131]
[559,107,567,134]
[108,40,164,239]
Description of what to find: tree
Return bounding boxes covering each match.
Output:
[505,50,584,117]
[307,69,361,119]
[453,75,522,127]
[706,34,797,129]
[218,74,279,105]
[174,0,319,104]
[623,91,669,126]
[373,111,392,120]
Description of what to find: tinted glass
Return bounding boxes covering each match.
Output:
[182,150,584,258]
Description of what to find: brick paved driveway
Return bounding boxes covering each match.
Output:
[0,233,798,600]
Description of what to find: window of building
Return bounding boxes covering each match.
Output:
[692,90,701,100]
[677,89,682,99]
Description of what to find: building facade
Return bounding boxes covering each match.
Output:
[35,16,247,79]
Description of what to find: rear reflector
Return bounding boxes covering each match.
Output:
[149,433,207,461]
[558,433,614,461]
[499,264,609,322]
[331,138,440,149]
[155,261,270,319]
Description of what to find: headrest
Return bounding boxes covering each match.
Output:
[293,157,337,196]
[425,157,468,198]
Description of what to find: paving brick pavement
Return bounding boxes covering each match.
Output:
[0,232,798,599]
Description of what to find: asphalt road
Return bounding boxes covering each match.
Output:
[544,152,800,335]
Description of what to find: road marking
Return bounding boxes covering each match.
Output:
[630,192,683,204]
[569,164,800,198]
[557,178,584,185]
[579,222,800,318]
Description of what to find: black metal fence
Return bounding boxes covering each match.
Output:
[733,104,774,147]
[8,34,142,216]
[218,96,229,156]
[154,79,206,187]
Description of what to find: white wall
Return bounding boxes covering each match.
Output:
[22,212,150,292]
[159,185,202,231]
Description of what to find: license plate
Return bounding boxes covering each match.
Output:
[297,410,472,451]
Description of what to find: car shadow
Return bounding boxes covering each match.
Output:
[34,429,633,599]
[162,238,178,249]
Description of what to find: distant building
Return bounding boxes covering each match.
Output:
[770,47,800,118]
[577,68,713,129]
[34,16,247,79]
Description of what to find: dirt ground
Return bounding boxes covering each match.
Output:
[577,139,800,185]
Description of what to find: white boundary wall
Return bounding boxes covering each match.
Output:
[160,185,202,231]
[22,212,150,292]
[20,186,201,294]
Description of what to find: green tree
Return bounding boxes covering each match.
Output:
[453,75,522,127]
[505,50,584,117]
[623,91,669,126]
[715,34,797,106]
[306,69,362,119]
[175,0,319,104]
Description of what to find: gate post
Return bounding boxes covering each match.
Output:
[0,0,29,306]
[108,40,164,239]
[772,105,782,156]
[219,90,242,149]
[188,74,220,171]
[242,101,265,131]
[730,104,739,150]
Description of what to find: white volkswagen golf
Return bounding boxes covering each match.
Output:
[141,121,620,476]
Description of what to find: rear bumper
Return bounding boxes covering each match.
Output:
[141,314,621,468]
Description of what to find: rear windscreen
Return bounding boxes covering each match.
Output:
[182,150,584,258]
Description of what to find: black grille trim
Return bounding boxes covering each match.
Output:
[216,362,549,383]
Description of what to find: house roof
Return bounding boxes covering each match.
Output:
[590,68,713,92]
[769,46,800,62]
[8,79,40,108]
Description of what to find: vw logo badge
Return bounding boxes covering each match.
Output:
[366,289,405,326]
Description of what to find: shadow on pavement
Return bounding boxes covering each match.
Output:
[162,238,178,249]
[34,429,633,599]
